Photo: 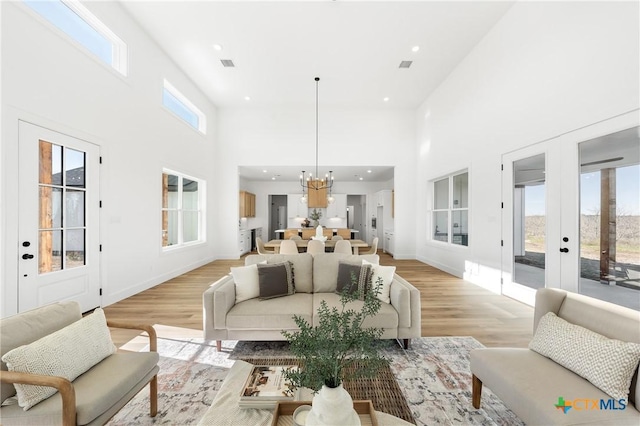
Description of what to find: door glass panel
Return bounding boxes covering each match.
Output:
[66,190,85,227]
[39,140,62,185]
[39,187,62,229]
[39,230,62,274]
[65,148,86,188]
[65,229,85,268]
[513,154,546,289]
[579,126,640,310]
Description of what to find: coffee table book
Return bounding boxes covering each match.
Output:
[271,401,379,426]
[239,365,300,409]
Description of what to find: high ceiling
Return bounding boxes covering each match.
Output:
[120,1,515,109]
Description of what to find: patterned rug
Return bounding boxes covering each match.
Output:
[106,336,523,425]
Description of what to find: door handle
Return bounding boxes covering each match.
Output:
[22,254,34,260]
[559,248,569,253]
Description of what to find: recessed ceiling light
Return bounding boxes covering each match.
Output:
[271,176,276,180]
[367,170,372,173]
[412,45,420,52]
[262,169,267,173]
[383,97,389,102]
[359,177,364,181]
[213,44,223,51]
[245,96,251,101]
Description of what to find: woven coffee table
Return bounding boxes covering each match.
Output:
[197,360,415,426]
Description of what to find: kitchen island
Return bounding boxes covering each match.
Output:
[275,228,359,239]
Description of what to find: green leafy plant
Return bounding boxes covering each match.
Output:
[281,276,388,391]
[310,208,322,222]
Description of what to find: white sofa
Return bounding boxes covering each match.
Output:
[203,253,421,350]
[471,288,640,425]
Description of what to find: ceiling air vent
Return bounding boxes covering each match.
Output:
[399,60,413,69]
[220,59,235,68]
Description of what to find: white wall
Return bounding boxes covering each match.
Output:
[1,2,218,316]
[217,107,416,259]
[415,1,639,285]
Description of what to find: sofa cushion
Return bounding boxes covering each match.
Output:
[231,264,260,303]
[471,348,640,425]
[0,301,81,403]
[246,254,314,293]
[336,262,372,300]
[2,308,116,410]
[362,259,395,304]
[313,253,378,293]
[257,262,294,299]
[313,293,398,330]
[529,312,640,401]
[0,351,159,425]
[227,293,313,330]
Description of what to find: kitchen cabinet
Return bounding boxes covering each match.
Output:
[287,194,308,218]
[238,230,251,255]
[239,191,256,218]
[326,194,347,218]
[307,181,328,208]
[375,189,392,208]
[383,231,394,256]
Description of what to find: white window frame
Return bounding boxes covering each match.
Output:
[430,170,469,247]
[23,0,128,76]
[162,169,206,250]
[162,79,207,134]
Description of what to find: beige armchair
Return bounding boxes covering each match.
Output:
[0,302,159,426]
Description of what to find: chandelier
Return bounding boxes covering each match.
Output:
[300,77,334,201]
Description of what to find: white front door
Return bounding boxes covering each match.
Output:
[18,121,101,313]
[501,111,639,308]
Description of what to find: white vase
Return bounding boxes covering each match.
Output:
[305,384,361,426]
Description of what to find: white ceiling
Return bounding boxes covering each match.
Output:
[120,1,516,183]
[120,0,515,109]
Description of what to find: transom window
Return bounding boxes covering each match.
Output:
[162,80,207,134]
[23,0,127,75]
[431,171,469,246]
[162,170,205,249]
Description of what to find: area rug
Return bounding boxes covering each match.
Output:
[106,336,523,425]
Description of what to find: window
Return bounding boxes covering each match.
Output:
[162,170,205,248]
[23,0,127,75]
[162,80,207,134]
[431,171,469,246]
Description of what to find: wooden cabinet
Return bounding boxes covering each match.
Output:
[239,191,256,218]
[307,181,328,208]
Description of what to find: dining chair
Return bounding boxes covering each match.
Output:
[279,239,299,255]
[289,235,302,240]
[306,239,325,255]
[360,237,378,255]
[331,235,343,240]
[256,237,275,255]
[333,239,353,254]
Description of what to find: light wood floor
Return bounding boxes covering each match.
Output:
[103,252,534,348]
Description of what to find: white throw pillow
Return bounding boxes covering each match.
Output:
[362,259,395,304]
[231,262,266,303]
[529,312,640,401]
[2,308,116,410]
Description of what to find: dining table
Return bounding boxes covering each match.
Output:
[264,239,369,254]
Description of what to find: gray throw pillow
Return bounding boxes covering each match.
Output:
[257,262,294,300]
[336,262,372,300]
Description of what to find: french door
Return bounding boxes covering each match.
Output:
[18,121,101,312]
[501,111,639,309]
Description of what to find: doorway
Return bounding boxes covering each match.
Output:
[269,195,287,240]
[18,121,101,313]
[502,112,639,310]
